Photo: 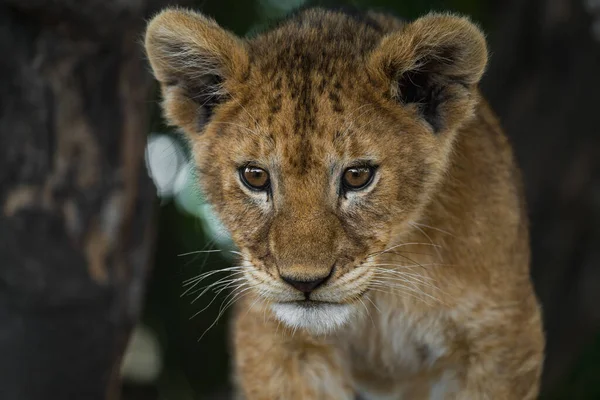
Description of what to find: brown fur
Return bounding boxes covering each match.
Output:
[145,7,544,399]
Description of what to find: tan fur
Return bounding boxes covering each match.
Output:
[145,7,544,399]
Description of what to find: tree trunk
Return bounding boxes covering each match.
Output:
[0,1,184,399]
[482,0,600,394]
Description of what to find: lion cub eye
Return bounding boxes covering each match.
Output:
[240,166,270,191]
[342,166,376,190]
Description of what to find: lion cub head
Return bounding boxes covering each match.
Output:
[145,8,487,334]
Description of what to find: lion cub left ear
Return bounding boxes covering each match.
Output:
[144,8,249,135]
[369,13,488,133]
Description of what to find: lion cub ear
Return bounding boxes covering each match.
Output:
[369,13,488,133]
[144,9,249,135]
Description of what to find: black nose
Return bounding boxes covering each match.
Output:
[281,275,328,294]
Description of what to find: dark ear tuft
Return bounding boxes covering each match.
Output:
[144,8,248,135]
[369,13,488,133]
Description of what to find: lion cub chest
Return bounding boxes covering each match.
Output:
[346,297,458,398]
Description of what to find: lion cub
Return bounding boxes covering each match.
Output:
[145,7,544,399]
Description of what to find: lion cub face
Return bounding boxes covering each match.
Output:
[145,8,487,334]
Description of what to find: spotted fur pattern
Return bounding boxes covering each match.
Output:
[145,7,544,399]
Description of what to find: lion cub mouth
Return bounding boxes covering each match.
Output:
[270,300,355,335]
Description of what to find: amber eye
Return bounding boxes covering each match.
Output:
[342,166,375,190]
[239,166,270,191]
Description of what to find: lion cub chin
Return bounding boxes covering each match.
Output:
[145,6,545,399]
[271,302,355,335]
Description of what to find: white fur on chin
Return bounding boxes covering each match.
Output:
[270,302,354,335]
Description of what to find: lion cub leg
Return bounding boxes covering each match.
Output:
[445,309,544,400]
[232,302,354,400]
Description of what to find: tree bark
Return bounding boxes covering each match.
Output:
[482,0,600,394]
[0,1,185,399]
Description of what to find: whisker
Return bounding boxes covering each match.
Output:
[188,275,247,303]
[367,285,435,307]
[243,294,265,320]
[358,298,375,328]
[197,286,255,341]
[191,280,252,321]
[372,267,436,281]
[409,222,443,261]
[183,271,245,299]
[182,272,240,296]
[368,286,439,307]
[365,296,381,314]
[411,221,455,237]
[386,250,438,258]
[370,276,435,295]
[372,267,446,291]
[178,249,222,256]
[181,239,218,269]
[182,266,246,285]
[182,273,245,296]
[263,298,270,324]
[194,282,251,315]
[195,276,246,298]
[371,272,444,296]
[369,262,446,270]
[384,252,432,272]
[368,277,444,305]
[369,242,442,258]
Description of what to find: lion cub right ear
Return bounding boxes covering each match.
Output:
[144,9,249,135]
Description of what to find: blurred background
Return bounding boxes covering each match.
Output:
[1,0,599,399]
